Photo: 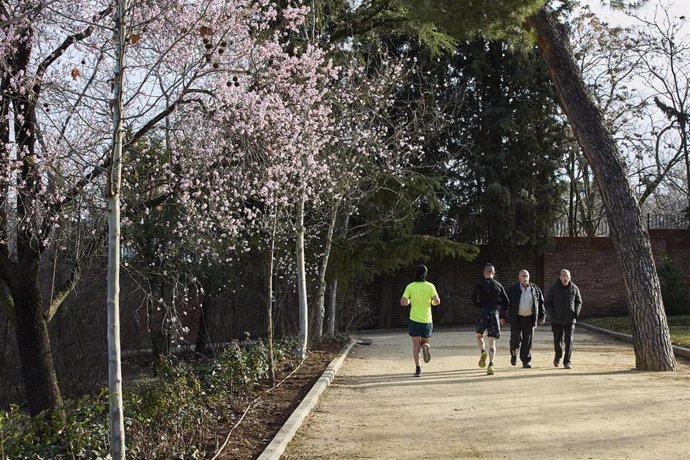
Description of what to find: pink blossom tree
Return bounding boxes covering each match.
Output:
[0,0,339,416]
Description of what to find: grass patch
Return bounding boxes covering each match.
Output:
[582,315,690,348]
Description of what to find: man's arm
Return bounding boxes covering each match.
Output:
[535,284,546,325]
[544,285,554,320]
[498,286,513,326]
[400,297,410,306]
[431,294,440,306]
[498,285,510,309]
[574,285,582,319]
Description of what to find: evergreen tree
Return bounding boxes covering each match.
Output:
[440,39,568,264]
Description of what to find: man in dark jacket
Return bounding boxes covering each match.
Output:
[500,270,545,368]
[471,263,509,376]
[545,269,582,369]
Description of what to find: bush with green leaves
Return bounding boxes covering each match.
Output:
[0,390,110,459]
[125,357,212,458]
[0,337,300,458]
[657,255,690,315]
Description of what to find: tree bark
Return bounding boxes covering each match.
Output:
[148,282,171,361]
[13,251,63,417]
[107,1,127,455]
[295,194,308,360]
[326,277,338,340]
[266,214,277,385]
[313,204,338,341]
[325,211,349,340]
[195,294,213,356]
[4,27,65,417]
[2,3,111,418]
[529,7,676,371]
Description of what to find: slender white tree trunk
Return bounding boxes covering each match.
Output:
[266,212,277,385]
[296,194,308,359]
[326,277,337,340]
[107,1,127,457]
[313,204,338,341]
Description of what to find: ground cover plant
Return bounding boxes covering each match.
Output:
[0,338,343,459]
[582,316,690,348]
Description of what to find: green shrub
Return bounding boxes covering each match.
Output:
[125,358,212,458]
[0,338,299,458]
[657,255,690,315]
[0,390,110,459]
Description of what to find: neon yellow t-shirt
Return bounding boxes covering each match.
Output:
[402,281,438,324]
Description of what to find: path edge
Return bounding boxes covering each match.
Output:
[579,322,690,359]
[257,338,357,460]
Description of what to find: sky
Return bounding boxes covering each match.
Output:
[585,0,688,25]
[581,1,689,212]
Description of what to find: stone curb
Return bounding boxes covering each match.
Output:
[579,322,690,360]
[257,338,357,460]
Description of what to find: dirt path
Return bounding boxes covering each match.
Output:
[283,327,690,459]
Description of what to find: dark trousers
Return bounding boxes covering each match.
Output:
[510,315,535,365]
[552,323,575,365]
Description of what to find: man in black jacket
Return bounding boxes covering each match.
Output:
[500,270,545,368]
[545,269,583,369]
[471,263,509,376]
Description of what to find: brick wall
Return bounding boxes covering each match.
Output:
[542,237,627,317]
[373,229,690,327]
[375,249,541,328]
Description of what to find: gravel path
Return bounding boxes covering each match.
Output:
[284,327,690,459]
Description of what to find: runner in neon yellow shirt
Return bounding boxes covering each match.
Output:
[400,264,441,377]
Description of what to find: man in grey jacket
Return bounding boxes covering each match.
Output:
[545,269,582,369]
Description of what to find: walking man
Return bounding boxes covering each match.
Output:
[501,270,545,368]
[545,269,582,369]
[471,263,509,375]
[401,264,441,377]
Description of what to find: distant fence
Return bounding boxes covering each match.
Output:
[554,213,688,237]
[646,213,688,230]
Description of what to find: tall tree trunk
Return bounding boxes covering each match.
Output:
[266,213,277,385]
[195,294,213,356]
[2,6,112,418]
[295,194,308,360]
[326,277,337,340]
[7,27,65,417]
[13,252,63,417]
[107,1,127,456]
[529,7,676,371]
[325,211,349,340]
[313,204,338,342]
[567,148,576,236]
[149,281,171,360]
[683,120,689,219]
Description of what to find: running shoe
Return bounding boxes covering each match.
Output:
[422,343,431,363]
[478,350,488,368]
